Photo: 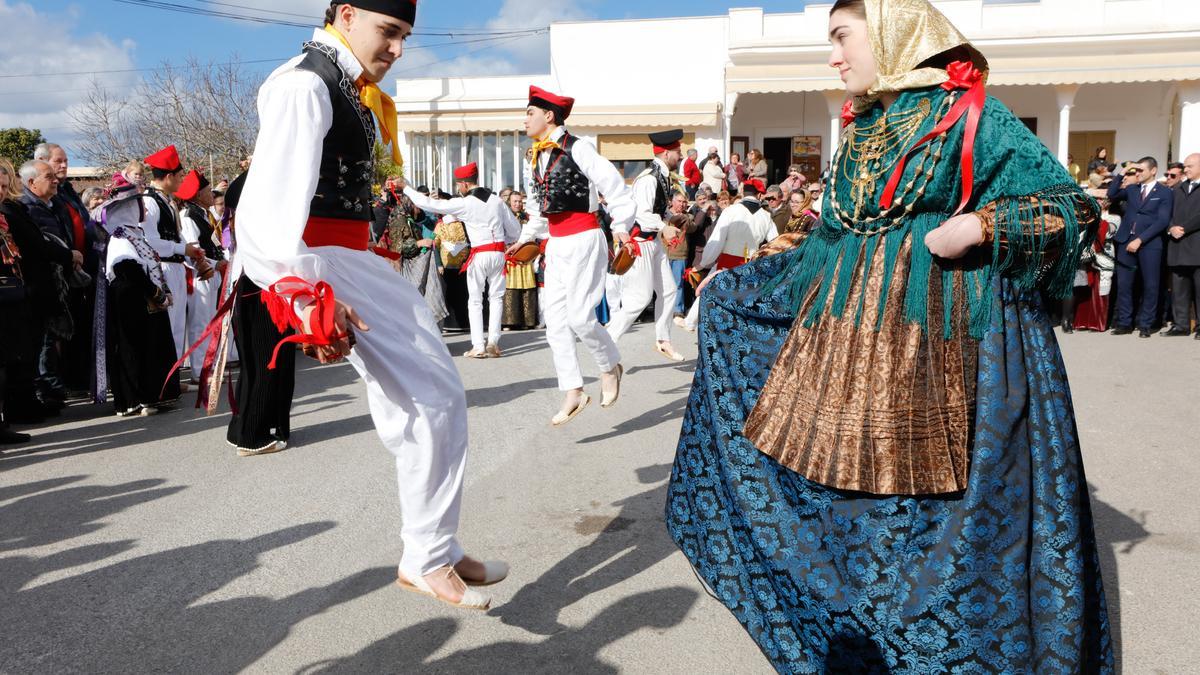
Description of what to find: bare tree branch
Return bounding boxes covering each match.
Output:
[69,56,264,180]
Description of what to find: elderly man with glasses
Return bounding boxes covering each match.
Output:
[763,184,789,234]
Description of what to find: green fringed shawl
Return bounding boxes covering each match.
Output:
[772,86,1099,339]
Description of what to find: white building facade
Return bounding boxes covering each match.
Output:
[393,0,1200,190]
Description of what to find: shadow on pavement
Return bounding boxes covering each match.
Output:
[0,477,187,553]
[576,393,689,444]
[1089,482,1152,670]
[0,518,391,673]
[489,463,681,635]
[301,586,698,674]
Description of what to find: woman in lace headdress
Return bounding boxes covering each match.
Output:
[665,0,1112,670]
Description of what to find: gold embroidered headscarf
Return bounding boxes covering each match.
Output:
[851,0,988,113]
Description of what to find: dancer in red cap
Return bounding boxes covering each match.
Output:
[507,85,636,425]
[175,170,225,379]
[141,145,208,372]
[232,0,506,610]
[680,179,777,332]
[605,129,687,362]
[397,163,520,358]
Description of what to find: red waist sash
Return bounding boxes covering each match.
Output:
[547,212,600,238]
[302,216,370,251]
[462,241,507,275]
[716,253,749,270]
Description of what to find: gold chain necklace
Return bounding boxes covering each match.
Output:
[829,94,955,235]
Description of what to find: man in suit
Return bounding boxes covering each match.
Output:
[1108,156,1175,337]
[1164,153,1200,338]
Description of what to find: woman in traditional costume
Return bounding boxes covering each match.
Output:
[376,187,448,324]
[96,175,181,417]
[665,0,1112,671]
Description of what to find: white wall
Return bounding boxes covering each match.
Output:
[549,17,727,108]
[993,82,1175,163]
[730,92,836,163]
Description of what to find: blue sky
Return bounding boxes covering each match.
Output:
[0,0,806,154]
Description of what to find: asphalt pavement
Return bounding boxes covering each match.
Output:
[1,322,1196,674]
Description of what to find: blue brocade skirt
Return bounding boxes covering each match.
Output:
[665,248,1113,673]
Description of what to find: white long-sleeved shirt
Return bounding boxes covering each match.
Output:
[403,186,520,247]
[519,126,636,243]
[141,187,190,259]
[698,199,779,269]
[631,157,671,234]
[233,28,356,295]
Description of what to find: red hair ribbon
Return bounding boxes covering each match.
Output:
[841,99,856,128]
[879,61,986,216]
[262,277,348,370]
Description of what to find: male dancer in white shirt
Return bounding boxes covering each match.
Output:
[141,145,205,363]
[604,129,686,362]
[234,0,505,610]
[682,179,778,332]
[506,86,637,426]
[399,163,520,358]
[175,170,226,378]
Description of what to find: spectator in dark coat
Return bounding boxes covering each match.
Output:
[18,159,78,401]
[1164,153,1200,338]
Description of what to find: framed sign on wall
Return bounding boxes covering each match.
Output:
[791,135,822,182]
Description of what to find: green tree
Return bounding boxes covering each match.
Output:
[0,127,47,164]
[373,140,405,189]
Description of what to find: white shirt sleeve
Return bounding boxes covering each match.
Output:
[569,138,636,234]
[403,186,468,218]
[141,195,188,258]
[519,158,548,243]
[699,208,732,269]
[764,211,779,241]
[632,172,666,233]
[234,69,333,298]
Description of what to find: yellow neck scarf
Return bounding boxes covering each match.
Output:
[529,134,562,172]
[323,24,403,168]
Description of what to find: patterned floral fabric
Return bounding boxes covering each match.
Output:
[665,249,1112,673]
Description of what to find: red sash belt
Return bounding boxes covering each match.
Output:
[716,253,748,270]
[302,216,370,251]
[462,241,507,276]
[547,212,600,238]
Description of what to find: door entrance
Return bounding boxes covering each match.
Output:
[1069,130,1116,173]
[763,137,792,186]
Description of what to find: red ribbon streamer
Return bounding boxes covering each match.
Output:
[878,61,986,217]
[161,282,236,401]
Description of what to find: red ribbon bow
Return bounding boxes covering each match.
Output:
[879,60,987,217]
[942,61,983,91]
[262,277,348,370]
[840,99,857,128]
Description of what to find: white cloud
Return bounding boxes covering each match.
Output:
[481,0,593,72]
[395,0,594,78]
[0,1,137,151]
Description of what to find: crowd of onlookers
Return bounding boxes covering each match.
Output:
[3,138,1194,451]
[0,143,234,447]
[1058,147,1200,340]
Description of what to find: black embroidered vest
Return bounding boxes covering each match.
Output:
[180,202,225,261]
[650,162,671,217]
[295,42,376,221]
[145,188,180,243]
[468,187,493,205]
[532,134,591,215]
